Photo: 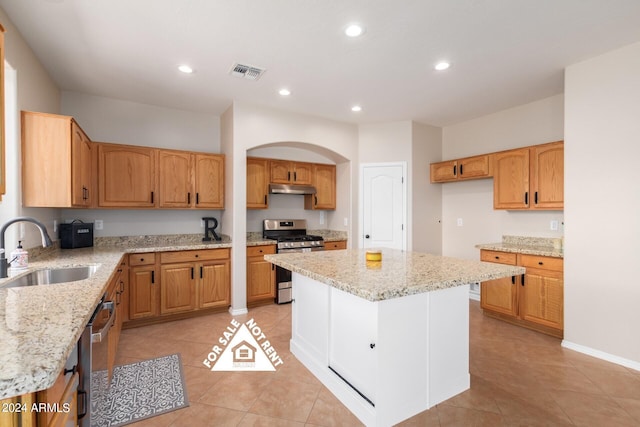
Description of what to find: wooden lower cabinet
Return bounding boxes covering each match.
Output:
[324,240,347,250]
[480,249,563,337]
[127,249,230,325]
[247,245,276,306]
[128,253,158,320]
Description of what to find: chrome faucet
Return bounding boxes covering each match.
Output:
[0,217,53,278]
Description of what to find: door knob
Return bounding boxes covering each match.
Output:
[365,234,370,239]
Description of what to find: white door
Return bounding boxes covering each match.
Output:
[361,163,406,250]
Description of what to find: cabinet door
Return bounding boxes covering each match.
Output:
[199,260,230,309]
[458,155,491,180]
[194,153,224,208]
[292,162,313,185]
[247,157,269,209]
[71,121,93,207]
[159,150,193,208]
[480,276,519,317]
[129,265,158,319]
[305,163,336,210]
[531,142,564,210]
[270,160,292,183]
[329,287,378,405]
[98,144,157,207]
[520,269,563,330]
[247,249,276,303]
[493,148,529,209]
[430,160,458,182]
[160,263,197,314]
[480,250,518,317]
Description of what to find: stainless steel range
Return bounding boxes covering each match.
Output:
[263,219,324,303]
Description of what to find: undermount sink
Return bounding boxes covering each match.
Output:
[2,265,99,288]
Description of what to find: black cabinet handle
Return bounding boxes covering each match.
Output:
[151,271,155,284]
[453,165,457,176]
[512,276,515,285]
[521,274,525,286]
[495,256,500,260]
[196,193,200,204]
[64,365,77,376]
[315,196,318,206]
[151,191,154,203]
[538,261,543,265]
[264,195,267,204]
[524,192,528,205]
[534,191,538,204]
[370,343,376,349]
[294,171,297,181]
[191,267,194,280]
[200,266,203,279]
[365,234,370,239]
[271,264,275,271]
[460,164,464,175]
[188,192,191,204]
[287,171,291,181]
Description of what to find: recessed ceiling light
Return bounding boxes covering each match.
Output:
[279,88,291,96]
[434,61,450,71]
[345,24,364,37]
[351,105,362,112]
[178,65,193,74]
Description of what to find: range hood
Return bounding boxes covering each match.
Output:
[269,183,317,195]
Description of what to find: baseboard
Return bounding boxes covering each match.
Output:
[229,307,248,316]
[561,340,640,372]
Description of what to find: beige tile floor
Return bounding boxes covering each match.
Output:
[116,301,640,426]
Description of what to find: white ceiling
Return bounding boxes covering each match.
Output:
[2,0,640,126]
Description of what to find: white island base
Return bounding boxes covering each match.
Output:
[291,272,470,426]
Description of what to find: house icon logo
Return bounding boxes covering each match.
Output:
[232,340,257,367]
[203,318,284,372]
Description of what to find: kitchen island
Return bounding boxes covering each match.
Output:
[265,248,525,426]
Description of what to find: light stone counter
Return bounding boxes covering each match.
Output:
[475,235,564,258]
[265,248,525,302]
[0,235,231,400]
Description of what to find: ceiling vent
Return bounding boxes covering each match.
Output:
[229,63,266,81]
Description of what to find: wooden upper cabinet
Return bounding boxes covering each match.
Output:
[530,142,564,209]
[430,155,491,183]
[493,141,563,210]
[22,111,93,207]
[194,153,225,209]
[305,163,336,210]
[247,157,269,209]
[493,148,530,209]
[270,160,313,185]
[158,150,193,208]
[98,143,157,207]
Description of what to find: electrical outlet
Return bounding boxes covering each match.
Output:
[457,218,463,227]
[343,217,348,226]
[550,220,559,231]
[53,220,57,233]
[200,219,205,227]
[319,211,325,225]
[95,220,104,230]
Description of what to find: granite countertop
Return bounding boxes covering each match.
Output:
[265,248,525,302]
[0,235,231,400]
[246,229,348,246]
[475,235,564,258]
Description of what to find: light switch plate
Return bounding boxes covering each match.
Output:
[95,220,104,230]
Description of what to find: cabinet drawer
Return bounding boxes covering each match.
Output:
[247,245,276,257]
[519,254,563,272]
[480,250,517,265]
[325,240,347,250]
[161,248,230,264]
[129,253,156,266]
